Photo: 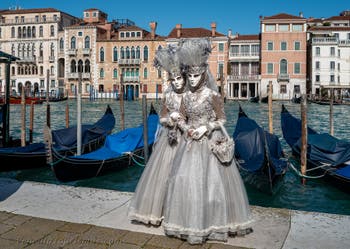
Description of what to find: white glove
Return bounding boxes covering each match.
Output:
[191,126,208,140]
[170,112,181,122]
[160,117,174,127]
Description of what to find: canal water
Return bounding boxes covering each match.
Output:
[1,99,349,215]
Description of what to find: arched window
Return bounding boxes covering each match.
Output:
[11,27,15,38]
[143,46,148,61]
[27,44,30,57]
[11,66,15,75]
[78,60,83,73]
[100,68,104,78]
[59,38,64,50]
[71,37,76,49]
[39,43,43,57]
[27,26,31,37]
[131,46,135,59]
[32,43,35,57]
[113,68,118,78]
[280,59,288,75]
[71,60,76,73]
[50,25,54,36]
[32,26,36,37]
[11,44,15,55]
[50,43,54,56]
[126,47,130,59]
[22,27,26,38]
[85,60,90,72]
[39,26,43,37]
[18,27,22,38]
[120,47,125,59]
[84,36,90,49]
[143,68,148,79]
[136,46,140,59]
[100,47,104,62]
[113,47,118,61]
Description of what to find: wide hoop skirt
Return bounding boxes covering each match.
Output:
[163,137,253,244]
[128,127,181,225]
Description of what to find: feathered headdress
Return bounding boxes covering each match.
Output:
[153,45,182,78]
[178,38,212,75]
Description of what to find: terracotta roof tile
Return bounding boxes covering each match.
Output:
[0,8,60,15]
[325,15,350,21]
[233,34,260,41]
[263,13,306,20]
[167,27,225,38]
[308,26,350,31]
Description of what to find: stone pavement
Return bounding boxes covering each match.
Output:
[0,211,248,249]
[0,177,349,249]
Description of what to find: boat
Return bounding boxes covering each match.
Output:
[249,95,259,103]
[309,99,342,105]
[48,105,159,182]
[233,105,288,194]
[260,96,268,103]
[0,105,115,171]
[291,96,302,104]
[0,96,44,105]
[48,96,68,102]
[281,105,350,194]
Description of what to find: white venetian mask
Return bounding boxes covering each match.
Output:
[188,73,202,88]
[171,75,185,91]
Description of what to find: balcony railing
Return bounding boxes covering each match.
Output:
[0,16,60,24]
[67,49,77,56]
[278,73,290,82]
[123,76,140,82]
[49,56,55,62]
[67,72,91,79]
[118,59,141,65]
[311,37,338,44]
[82,48,91,55]
[227,74,259,81]
[18,56,36,63]
[38,56,43,63]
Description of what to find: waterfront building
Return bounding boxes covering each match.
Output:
[65,8,166,100]
[166,23,229,96]
[307,11,350,98]
[0,7,79,97]
[260,13,307,100]
[227,34,260,100]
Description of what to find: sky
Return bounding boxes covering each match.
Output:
[1,0,350,36]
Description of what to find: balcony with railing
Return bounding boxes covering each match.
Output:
[67,72,91,79]
[123,76,140,82]
[18,56,36,63]
[38,56,43,63]
[0,16,60,25]
[118,59,141,65]
[227,74,259,81]
[49,56,55,62]
[229,52,259,61]
[67,49,77,56]
[82,48,91,55]
[277,73,290,82]
[311,37,338,45]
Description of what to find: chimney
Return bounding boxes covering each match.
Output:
[149,21,157,39]
[299,12,303,18]
[106,23,111,40]
[176,24,182,38]
[211,22,216,37]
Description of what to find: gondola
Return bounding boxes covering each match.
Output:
[260,96,268,103]
[233,105,288,194]
[0,105,115,171]
[0,96,44,105]
[291,96,302,104]
[249,95,259,103]
[48,105,159,182]
[281,105,350,194]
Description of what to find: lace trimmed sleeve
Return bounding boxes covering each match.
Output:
[206,93,226,134]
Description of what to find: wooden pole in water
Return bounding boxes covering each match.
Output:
[300,94,308,185]
[46,69,51,127]
[142,95,149,164]
[120,74,125,130]
[20,86,26,146]
[65,102,69,128]
[330,88,334,136]
[29,101,34,143]
[77,71,82,155]
[268,80,273,133]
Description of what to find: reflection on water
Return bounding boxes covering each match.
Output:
[1,99,350,215]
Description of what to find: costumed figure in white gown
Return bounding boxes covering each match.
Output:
[163,38,253,244]
[128,45,186,225]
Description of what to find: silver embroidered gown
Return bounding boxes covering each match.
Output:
[163,86,252,244]
[128,88,183,225]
